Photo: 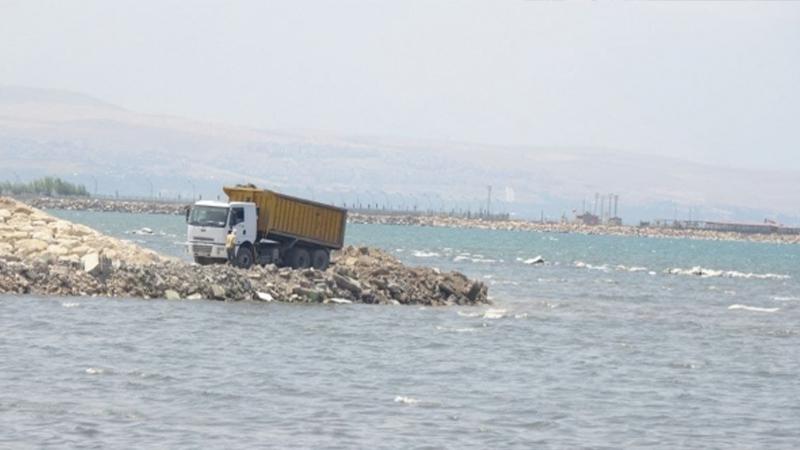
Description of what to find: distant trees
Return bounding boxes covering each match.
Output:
[0,177,89,197]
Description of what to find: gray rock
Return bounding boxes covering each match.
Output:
[333,273,362,295]
[210,284,226,299]
[292,286,323,302]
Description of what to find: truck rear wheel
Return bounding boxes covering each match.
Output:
[311,249,330,270]
[236,246,255,269]
[287,247,311,269]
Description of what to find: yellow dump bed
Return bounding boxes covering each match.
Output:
[223,186,347,249]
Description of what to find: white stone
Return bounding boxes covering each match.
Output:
[81,252,109,276]
[164,289,181,300]
[256,291,273,302]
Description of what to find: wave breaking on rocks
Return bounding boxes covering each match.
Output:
[0,198,489,305]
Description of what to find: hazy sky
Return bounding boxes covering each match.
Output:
[2,1,799,170]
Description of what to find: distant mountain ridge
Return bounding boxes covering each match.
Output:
[0,85,797,224]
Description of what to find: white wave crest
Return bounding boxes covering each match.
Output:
[85,368,105,375]
[394,396,419,405]
[728,304,780,313]
[522,256,545,265]
[482,308,507,319]
[574,261,609,272]
[615,265,648,273]
[666,266,790,280]
[454,255,497,264]
[436,326,480,333]
[457,311,481,318]
[62,302,80,308]
[773,296,800,302]
[412,250,440,258]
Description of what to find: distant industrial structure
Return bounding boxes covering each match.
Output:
[642,219,800,235]
[575,193,622,226]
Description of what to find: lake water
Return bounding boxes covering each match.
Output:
[1,210,799,448]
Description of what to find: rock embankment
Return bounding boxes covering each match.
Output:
[349,212,800,245]
[0,198,165,266]
[0,198,489,305]
[23,196,187,215]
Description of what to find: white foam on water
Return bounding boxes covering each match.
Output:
[574,261,610,272]
[615,265,648,273]
[728,304,780,313]
[666,266,790,280]
[436,326,479,333]
[773,296,800,302]
[62,302,80,308]
[395,248,404,253]
[482,274,494,279]
[412,250,440,258]
[394,396,419,405]
[85,368,105,375]
[457,311,481,318]
[482,308,507,319]
[454,255,496,263]
[522,256,545,265]
[514,313,528,319]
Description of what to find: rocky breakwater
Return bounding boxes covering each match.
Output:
[348,212,800,245]
[23,196,187,215]
[0,198,489,306]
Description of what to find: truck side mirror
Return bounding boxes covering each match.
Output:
[185,207,190,223]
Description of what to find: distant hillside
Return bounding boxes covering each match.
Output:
[1,85,797,224]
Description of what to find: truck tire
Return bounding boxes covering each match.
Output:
[235,246,255,269]
[287,247,311,269]
[311,248,330,270]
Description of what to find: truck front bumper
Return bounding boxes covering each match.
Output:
[187,242,228,258]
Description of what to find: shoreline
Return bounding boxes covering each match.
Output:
[20,196,800,246]
[0,197,489,305]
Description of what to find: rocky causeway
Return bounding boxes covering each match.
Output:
[0,197,489,305]
[21,196,800,245]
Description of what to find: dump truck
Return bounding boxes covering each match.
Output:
[185,185,347,269]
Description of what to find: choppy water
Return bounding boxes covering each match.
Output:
[2,210,799,448]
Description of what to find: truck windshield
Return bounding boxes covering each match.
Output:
[188,206,229,228]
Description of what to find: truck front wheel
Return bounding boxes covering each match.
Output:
[287,247,311,269]
[235,246,255,269]
[311,249,330,270]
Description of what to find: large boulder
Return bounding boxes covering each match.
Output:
[15,239,48,256]
[81,252,111,277]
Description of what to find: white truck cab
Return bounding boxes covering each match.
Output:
[186,200,257,265]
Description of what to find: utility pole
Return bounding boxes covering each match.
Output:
[486,185,492,218]
[600,196,605,223]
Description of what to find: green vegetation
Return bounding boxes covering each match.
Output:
[0,177,89,197]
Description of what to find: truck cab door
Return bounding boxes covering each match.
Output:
[229,205,257,245]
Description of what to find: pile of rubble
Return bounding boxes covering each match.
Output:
[0,198,489,305]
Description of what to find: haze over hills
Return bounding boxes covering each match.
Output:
[0,85,797,224]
